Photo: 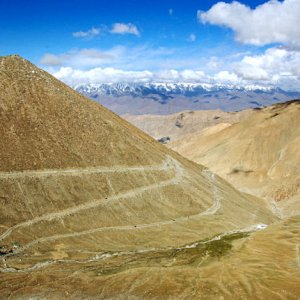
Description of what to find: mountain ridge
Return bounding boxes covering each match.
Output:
[75,81,300,115]
[168,100,300,217]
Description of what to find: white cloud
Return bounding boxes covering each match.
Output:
[110,23,140,36]
[73,27,101,39]
[205,56,221,71]
[235,47,300,82]
[40,54,62,66]
[235,65,269,81]
[40,49,114,68]
[40,46,181,70]
[52,67,209,86]
[199,0,300,46]
[53,67,154,85]
[188,33,196,42]
[179,70,206,81]
[214,71,240,84]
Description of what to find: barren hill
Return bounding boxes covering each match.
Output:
[0,56,299,299]
[124,108,254,143]
[170,100,300,217]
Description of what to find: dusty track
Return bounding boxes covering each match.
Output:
[0,158,173,179]
[201,169,221,215]
[0,156,176,241]
[296,244,300,267]
[0,157,223,254]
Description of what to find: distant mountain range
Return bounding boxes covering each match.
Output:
[75,82,300,115]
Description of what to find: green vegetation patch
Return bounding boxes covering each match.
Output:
[97,231,250,276]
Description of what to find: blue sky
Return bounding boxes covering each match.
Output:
[0,0,266,63]
[1,0,300,90]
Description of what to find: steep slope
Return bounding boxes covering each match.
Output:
[124,108,254,143]
[0,55,288,299]
[170,101,300,217]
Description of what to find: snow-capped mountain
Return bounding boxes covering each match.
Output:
[74,82,300,115]
[75,82,276,97]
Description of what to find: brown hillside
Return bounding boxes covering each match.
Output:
[170,100,300,217]
[0,55,168,171]
[124,108,253,143]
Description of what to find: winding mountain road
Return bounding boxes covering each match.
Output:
[0,158,173,180]
[0,156,177,241]
[0,156,222,255]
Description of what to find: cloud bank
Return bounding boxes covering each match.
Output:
[41,44,300,91]
[52,67,208,86]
